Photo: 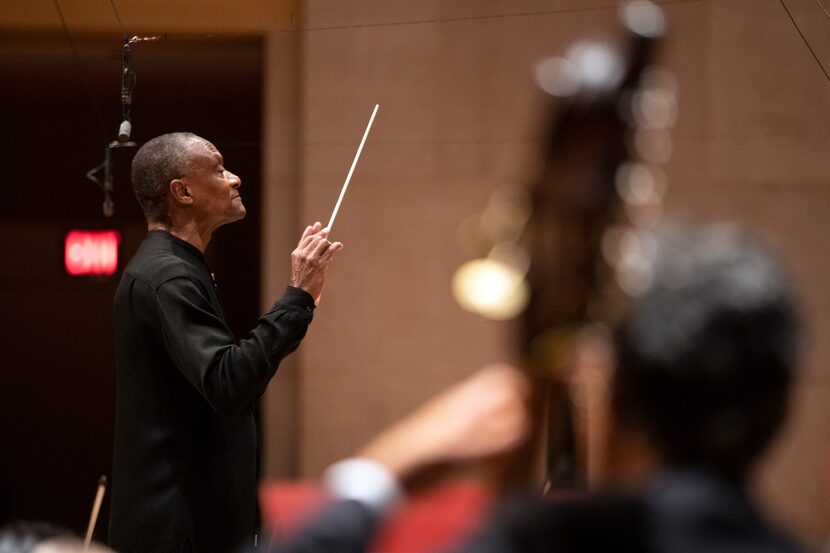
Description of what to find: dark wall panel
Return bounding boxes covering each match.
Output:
[0,34,263,542]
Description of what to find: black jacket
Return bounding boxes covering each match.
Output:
[457,468,806,553]
[110,231,314,553]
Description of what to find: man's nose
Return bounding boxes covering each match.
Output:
[229,171,242,188]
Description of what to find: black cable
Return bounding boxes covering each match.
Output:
[778,0,830,83]
[276,3,628,32]
[51,0,108,141]
[813,0,830,19]
[109,0,128,37]
[158,0,705,37]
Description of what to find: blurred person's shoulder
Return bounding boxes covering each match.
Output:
[471,491,648,553]
[645,468,807,553]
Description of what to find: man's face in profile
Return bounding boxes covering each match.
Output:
[181,139,246,230]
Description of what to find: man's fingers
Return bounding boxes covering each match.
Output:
[311,236,333,257]
[298,230,327,251]
[298,233,317,250]
[293,235,331,260]
[297,234,328,256]
[321,241,344,262]
[298,222,323,245]
[301,223,329,246]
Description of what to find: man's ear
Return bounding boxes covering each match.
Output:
[170,179,194,206]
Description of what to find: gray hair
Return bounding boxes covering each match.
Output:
[131,132,204,223]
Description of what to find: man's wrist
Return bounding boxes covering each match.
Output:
[323,458,403,515]
[280,286,315,312]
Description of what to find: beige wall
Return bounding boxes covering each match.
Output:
[258,0,830,546]
[261,18,303,477]
[665,1,830,545]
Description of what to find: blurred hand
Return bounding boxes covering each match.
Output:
[358,364,531,478]
[290,222,344,306]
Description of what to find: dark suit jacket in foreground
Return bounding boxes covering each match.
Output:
[110,231,315,553]
[458,468,806,553]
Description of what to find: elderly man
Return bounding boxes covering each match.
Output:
[109,132,342,553]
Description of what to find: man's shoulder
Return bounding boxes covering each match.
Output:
[121,235,204,292]
[123,249,192,289]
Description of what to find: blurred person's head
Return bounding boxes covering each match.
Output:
[607,225,798,482]
[32,538,112,553]
[0,521,71,553]
[0,521,113,553]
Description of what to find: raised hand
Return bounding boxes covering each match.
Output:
[289,222,344,306]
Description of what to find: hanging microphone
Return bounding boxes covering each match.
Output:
[118,120,132,143]
[85,35,157,218]
[118,38,134,144]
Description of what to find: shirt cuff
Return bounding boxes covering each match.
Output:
[323,458,404,516]
[278,286,316,313]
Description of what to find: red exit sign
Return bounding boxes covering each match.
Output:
[65,230,121,276]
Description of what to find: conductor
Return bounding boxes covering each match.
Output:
[108,132,342,553]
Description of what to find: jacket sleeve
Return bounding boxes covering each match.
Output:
[155,277,314,415]
[264,500,381,553]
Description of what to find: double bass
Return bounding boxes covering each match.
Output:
[454,0,676,494]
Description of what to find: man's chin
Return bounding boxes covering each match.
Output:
[216,207,247,228]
